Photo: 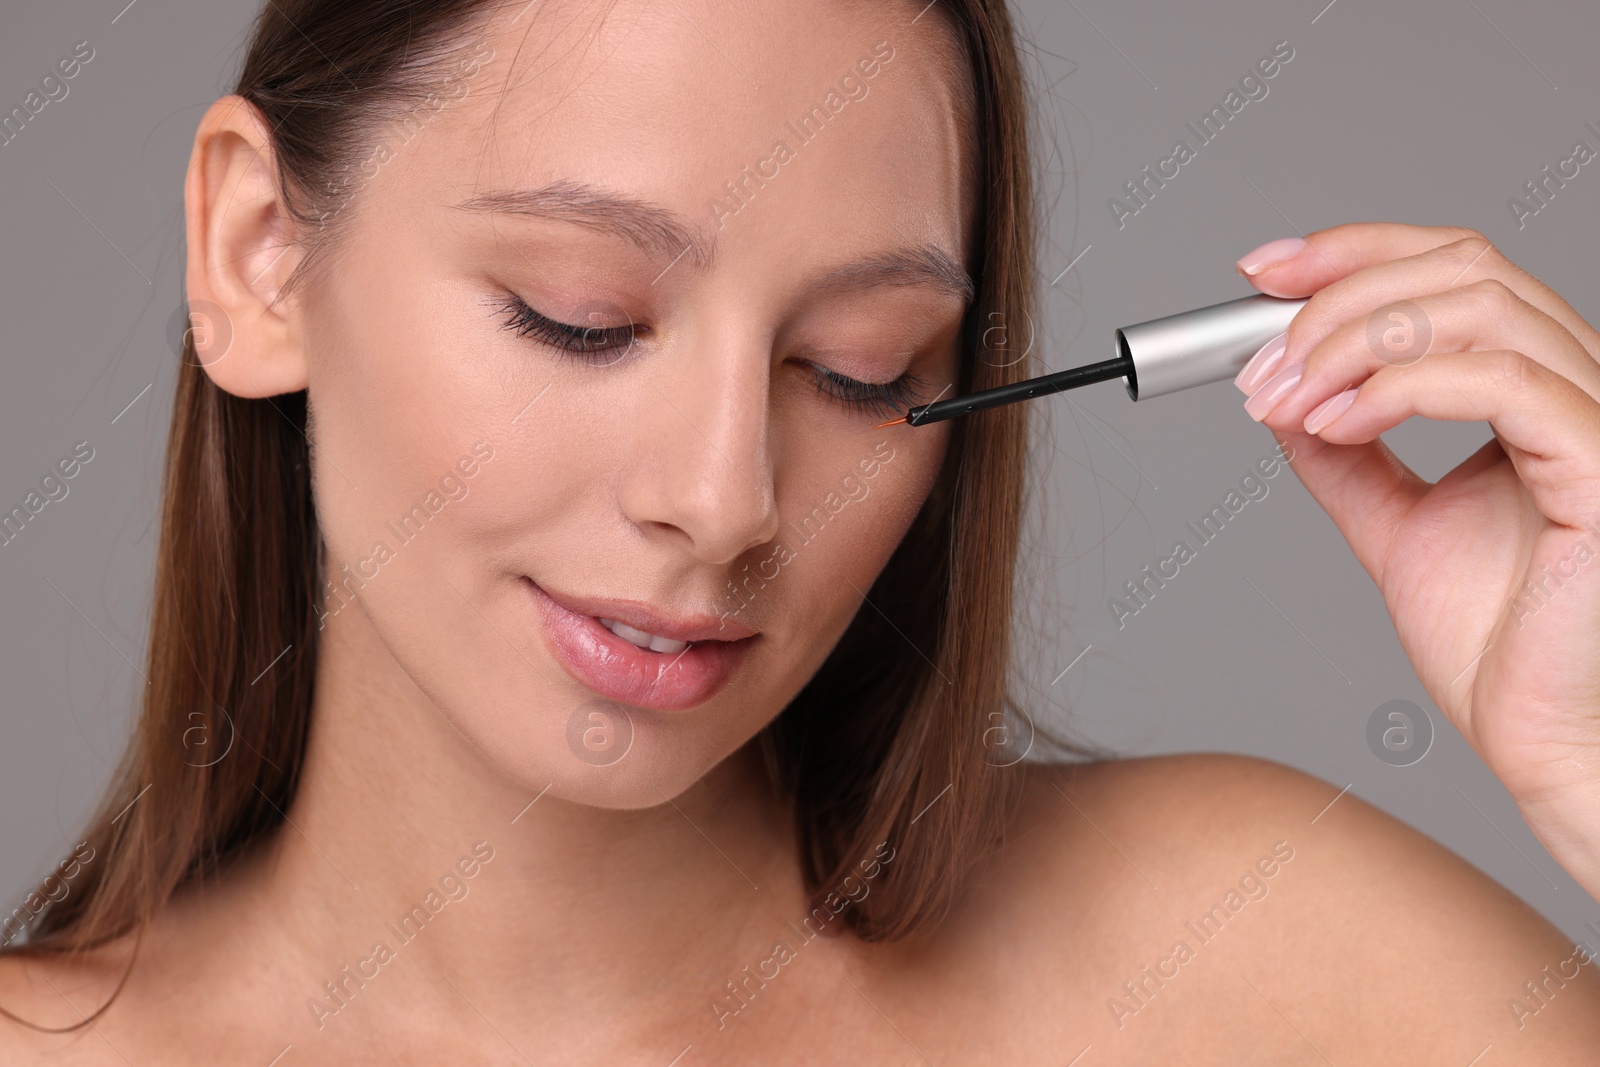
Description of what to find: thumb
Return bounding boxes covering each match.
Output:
[1271,427,1429,586]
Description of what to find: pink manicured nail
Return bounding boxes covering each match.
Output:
[1243,364,1302,422]
[1303,386,1359,434]
[1236,237,1306,277]
[1235,331,1288,394]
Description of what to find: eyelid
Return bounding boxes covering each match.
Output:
[493,291,925,418]
[807,363,926,418]
[493,292,641,357]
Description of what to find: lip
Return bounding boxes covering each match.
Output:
[523,578,757,711]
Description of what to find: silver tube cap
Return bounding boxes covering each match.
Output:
[1116,294,1309,401]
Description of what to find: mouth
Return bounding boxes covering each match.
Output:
[522,577,757,711]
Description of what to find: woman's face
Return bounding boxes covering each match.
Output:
[300,0,973,807]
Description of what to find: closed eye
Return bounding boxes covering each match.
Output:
[495,294,639,356]
[808,364,925,418]
[495,292,924,418]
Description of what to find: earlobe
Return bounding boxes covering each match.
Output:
[182,95,308,398]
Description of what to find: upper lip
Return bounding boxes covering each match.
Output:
[529,579,759,642]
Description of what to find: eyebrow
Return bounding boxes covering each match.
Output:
[812,245,976,306]
[456,179,974,305]
[456,180,716,270]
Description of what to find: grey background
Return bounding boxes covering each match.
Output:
[1,0,1596,950]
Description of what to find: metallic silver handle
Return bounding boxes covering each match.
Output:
[1116,294,1309,401]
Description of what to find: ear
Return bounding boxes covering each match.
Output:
[182,95,308,397]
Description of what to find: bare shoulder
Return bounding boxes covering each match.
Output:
[0,944,136,1064]
[929,753,1600,1062]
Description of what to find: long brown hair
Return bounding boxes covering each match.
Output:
[2,0,1080,1018]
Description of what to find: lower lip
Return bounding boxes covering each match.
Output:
[523,579,753,711]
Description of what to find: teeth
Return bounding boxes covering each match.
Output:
[597,617,691,655]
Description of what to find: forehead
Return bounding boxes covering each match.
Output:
[386,0,975,268]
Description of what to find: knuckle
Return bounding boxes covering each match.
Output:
[1290,286,1345,348]
[1487,349,1535,390]
[1441,233,1500,274]
[1443,225,1489,246]
[1466,277,1521,317]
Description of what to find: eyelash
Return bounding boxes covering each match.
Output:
[808,365,925,418]
[495,293,923,417]
[496,295,638,356]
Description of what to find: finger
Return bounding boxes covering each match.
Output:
[1301,349,1600,530]
[1267,427,1431,588]
[1236,222,1479,295]
[1237,224,1600,363]
[1254,278,1600,431]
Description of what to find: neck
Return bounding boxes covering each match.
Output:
[224,601,814,1047]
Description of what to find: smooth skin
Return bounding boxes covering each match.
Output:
[4,0,1600,1061]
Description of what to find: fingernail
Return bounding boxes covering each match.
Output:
[1235,331,1288,394]
[1243,364,1302,422]
[1236,237,1306,277]
[1303,386,1359,435]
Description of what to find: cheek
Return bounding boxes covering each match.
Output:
[766,428,945,647]
[304,248,581,575]
[727,434,938,730]
[305,260,466,554]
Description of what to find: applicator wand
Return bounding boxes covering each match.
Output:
[875,293,1308,427]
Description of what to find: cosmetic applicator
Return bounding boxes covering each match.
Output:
[875,293,1308,428]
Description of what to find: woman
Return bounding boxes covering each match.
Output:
[4,0,1599,1060]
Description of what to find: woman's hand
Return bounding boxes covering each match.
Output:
[1232,222,1600,899]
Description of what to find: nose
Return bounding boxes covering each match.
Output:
[616,326,781,565]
